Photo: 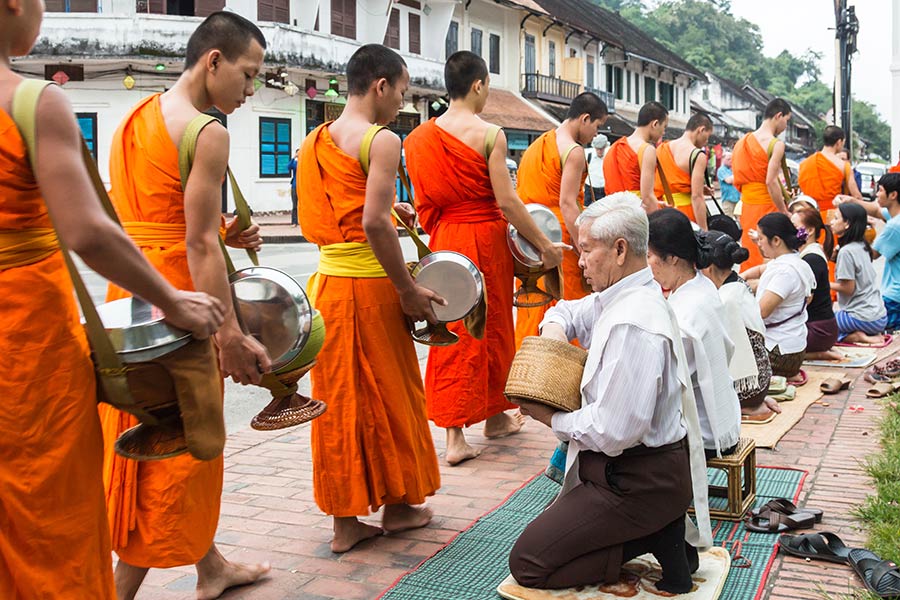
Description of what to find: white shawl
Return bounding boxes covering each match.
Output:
[719,279,765,392]
[559,284,713,550]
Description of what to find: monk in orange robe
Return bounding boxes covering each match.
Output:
[653,113,713,229]
[733,98,793,268]
[101,13,272,600]
[799,125,862,221]
[515,92,609,348]
[404,51,564,466]
[603,101,668,213]
[299,44,442,554]
[0,3,223,597]
[889,151,900,173]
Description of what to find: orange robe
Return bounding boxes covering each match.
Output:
[603,137,643,194]
[798,151,849,217]
[514,130,588,348]
[0,107,115,599]
[100,94,222,568]
[404,120,516,428]
[654,142,695,222]
[733,133,777,268]
[299,123,440,517]
[889,163,900,174]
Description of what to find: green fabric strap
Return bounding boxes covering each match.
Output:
[11,78,136,409]
[765,138,793,200]
[177,114,258,273]
[484,125,501,160]
[359,124,431,261]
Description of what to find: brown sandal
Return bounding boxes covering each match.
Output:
[867,382,900,399]
[820,377,851,394]
[742,410,777,425]
[744,510,817,533]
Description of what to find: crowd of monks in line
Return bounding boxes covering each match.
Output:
[0,2,866,598]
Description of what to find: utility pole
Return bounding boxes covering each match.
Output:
[892,0,900,162]
[834,0,859,159]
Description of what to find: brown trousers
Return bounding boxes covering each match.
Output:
[509,439,692,588]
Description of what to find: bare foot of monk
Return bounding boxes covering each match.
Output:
[484,410,526,439]
[383,503,433,533]
[195,544,270,600]
[331,517,383,553]
[445,427,482,465]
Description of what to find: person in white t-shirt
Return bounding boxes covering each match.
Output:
[583,133,608,206]
[751,213,816,384]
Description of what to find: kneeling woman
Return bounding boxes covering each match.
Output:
[648,209,741,458]
[702,231,781,422]
[754,213,816,384]
[830,203,888,344]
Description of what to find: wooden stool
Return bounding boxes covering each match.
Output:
[693,437,757,522]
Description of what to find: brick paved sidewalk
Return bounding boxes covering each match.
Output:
[134,345,895,599]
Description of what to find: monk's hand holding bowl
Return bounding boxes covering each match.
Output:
[393,202,417,230]
[161,290,226,340]
[517,400,556,428]
[400,284,447,324]
[539,242,572,270]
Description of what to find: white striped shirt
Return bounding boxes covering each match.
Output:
[544,268,687,457]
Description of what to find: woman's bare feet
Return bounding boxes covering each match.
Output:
[742,397,783,417]
[195,545,270,600]
[483,410,526,439]
[331,517,383,553]
[383,503,433,533]
[843,331,886,346]
[806,349,845,361]
[445,427,482,466]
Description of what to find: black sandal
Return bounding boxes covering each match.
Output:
[744,511,817,533]
[778,532,851,564]
[849,548,900,598]
[751,498,824,523]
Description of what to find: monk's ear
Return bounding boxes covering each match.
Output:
[204,49,222,72]
[5,0,23,16]
[374,77,388,98]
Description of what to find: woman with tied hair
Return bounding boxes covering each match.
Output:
[647,209,741,457]
[745,213,816,383]
[830,202,887,343]
[702,231,780,423]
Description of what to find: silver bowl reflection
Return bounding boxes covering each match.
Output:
[92,297,192,364]
[410,251,483,323]
[507,204,562,268]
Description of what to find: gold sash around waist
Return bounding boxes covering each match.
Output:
[672,192,692,207]
[123,221,187,249]
[316,242,388,278]
[740,183,773,205]
[0,227,58,270]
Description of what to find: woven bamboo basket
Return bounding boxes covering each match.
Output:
[504,336,587,412]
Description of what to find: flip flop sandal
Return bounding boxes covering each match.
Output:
[865,369,895,385]
[867,382,900,399]
[751,498,824,523]
[778,532,851,564]
[744,510,817,533]
[787,369,808,387]
[820,377,851,394]
[768,375,788,395]
[770,386,796,402]
[849,548,900,598]
[742,410,777,425]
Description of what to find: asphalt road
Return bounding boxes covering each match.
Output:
[77,239,430,433]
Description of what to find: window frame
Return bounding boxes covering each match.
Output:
[488,33,501,74]
[258,116,293,179]
[76,112,98,163]
[471,27,483,57]
[445,20,459,58]
[548,40,556,78]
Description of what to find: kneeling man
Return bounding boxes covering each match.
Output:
[508,192,712,593]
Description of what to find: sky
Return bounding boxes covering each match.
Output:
[728,0,891,120]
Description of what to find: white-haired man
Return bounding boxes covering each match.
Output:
[508,192,712,594]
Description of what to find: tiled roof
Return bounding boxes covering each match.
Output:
[482,89,557,132]
[531,0,705,79]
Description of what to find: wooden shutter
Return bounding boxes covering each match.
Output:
[408,13,421,55]
[195,0,224,17]
[332,0,356,39]
[68,0,97,11]
[44,0,66,11]
[273,0,288,24]
[383,8,399,49]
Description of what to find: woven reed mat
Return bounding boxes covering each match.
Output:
[377,467,806,600]
[803,347,877,369]
[496,547,730,600]
[740,370,829,448]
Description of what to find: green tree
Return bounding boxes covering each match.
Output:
[853,99,890,159]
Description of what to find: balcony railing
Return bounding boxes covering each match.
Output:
[585,86,616,114]
[521,73,582,104]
